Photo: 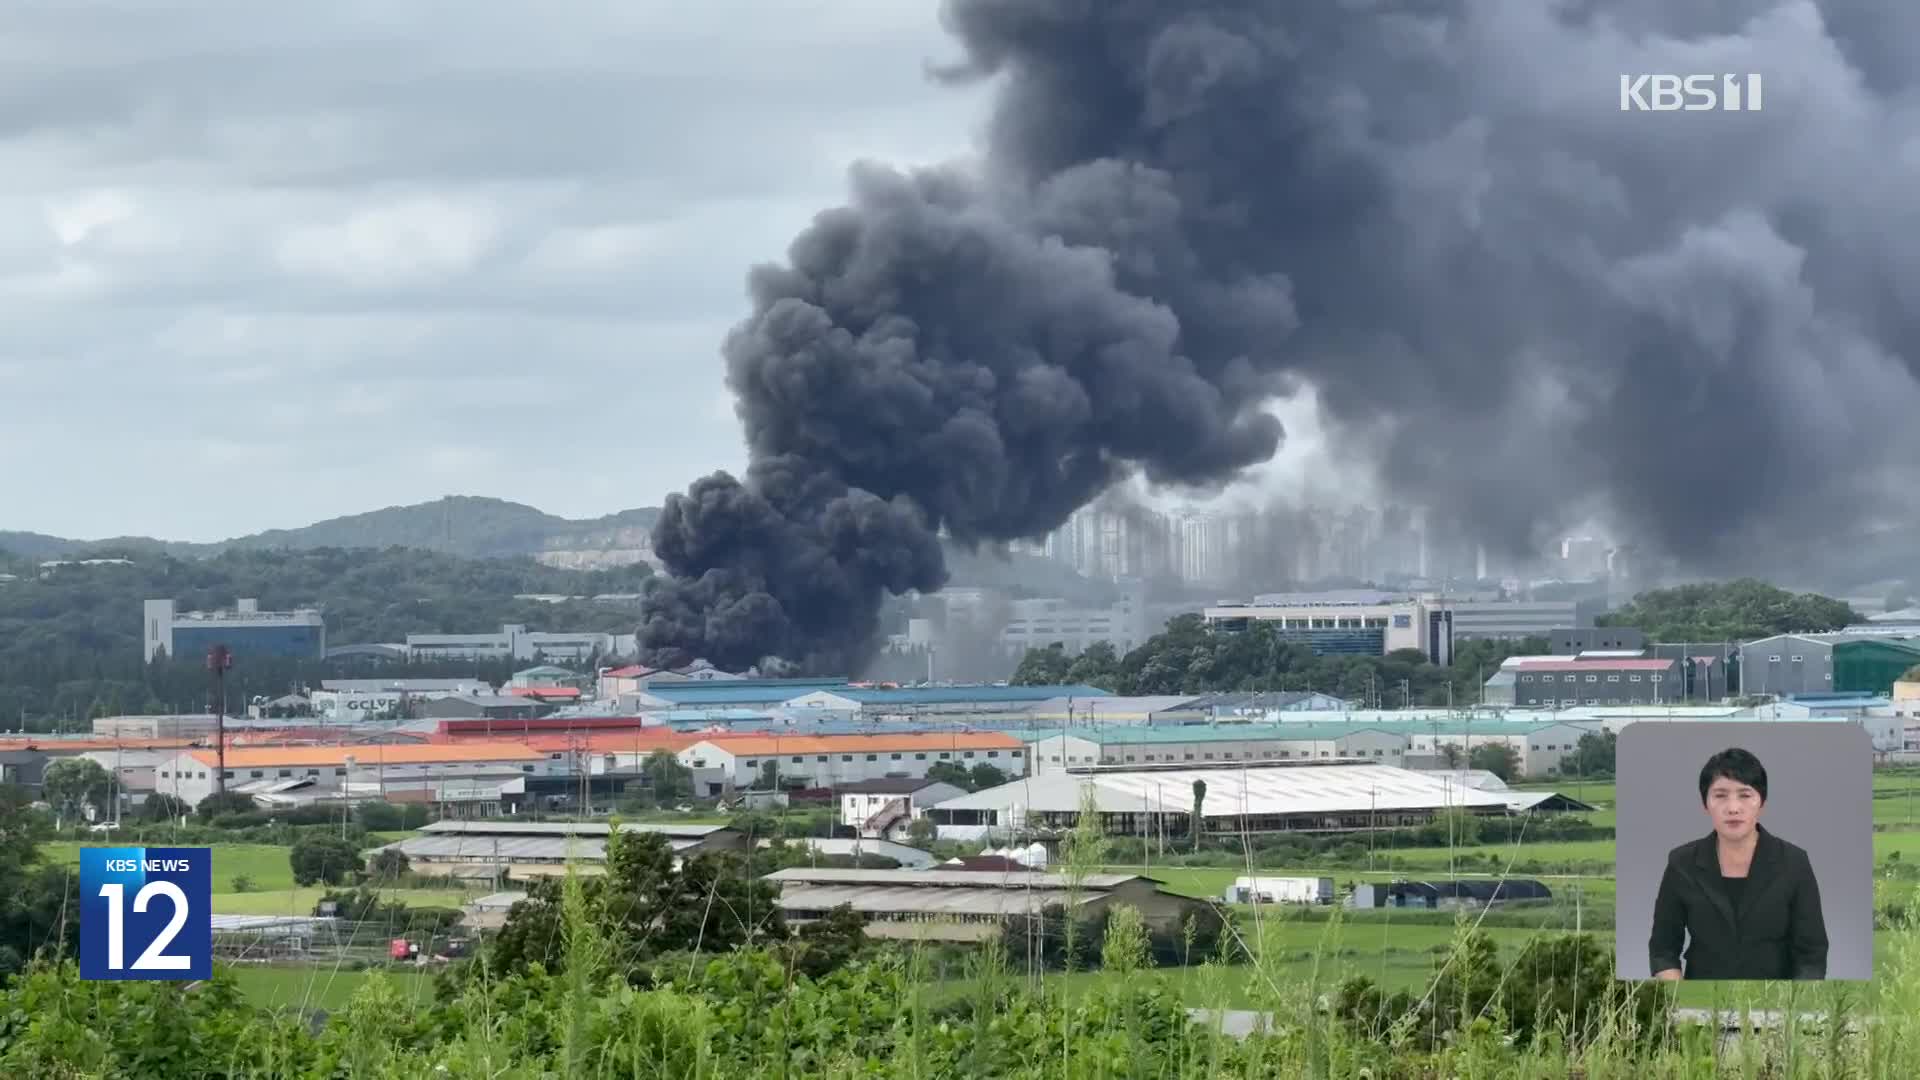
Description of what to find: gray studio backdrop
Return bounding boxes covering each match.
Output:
[1613,721,1873,980]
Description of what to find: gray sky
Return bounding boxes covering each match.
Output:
[0,1,985,541]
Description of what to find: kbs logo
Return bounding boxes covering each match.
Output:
[80,847,212,980]
[1620,74,1763,112]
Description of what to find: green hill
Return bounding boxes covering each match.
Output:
[8,497,663,562]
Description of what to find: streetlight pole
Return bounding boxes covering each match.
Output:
[208,646,234,799]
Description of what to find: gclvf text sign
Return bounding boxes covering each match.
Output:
[1620,74,1763,111]
[80,846,212,980]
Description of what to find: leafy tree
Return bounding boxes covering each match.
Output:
[41,758,112,826]
[196,791,257,820]
[289,833,362,887]
[139,793,191,823]
[0,784,78,975]
[786,904,869,980]
[482,829,783,981]
[755,759,779,790]
[644,750,692,801]
[1598,579,1857,642]
[1189,779,1207,849]
[925,761,973,790]
[1559,730,1618,778]
[1009,643,1073,686]
[368,848,411,881]
[966,763,1008,791]
[903,816,937,849]
[1467,743,1521,782]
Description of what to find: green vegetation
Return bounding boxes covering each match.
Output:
[13,779,1920,1073]
[7,887,1920,1074]
[1598,578,1859,642]
[1012,613,1544,703]
[0,545,652,727]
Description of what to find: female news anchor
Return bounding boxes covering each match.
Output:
[1648,747,1828,980]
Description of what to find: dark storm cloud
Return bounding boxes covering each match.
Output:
[645,0,1920,669]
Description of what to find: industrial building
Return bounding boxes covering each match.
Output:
[1174,691,1355,719]
[1203,591,1452,663]
[1223,876,1335,904]
[0,750,49,795]
[996,590,1153,656]
[838,777,968,840]
[762,867,1208,943]
[406,624,636,663]
[371,819,747,881]
[1446,599,1588,641]
[149,742,555,808]
[1508,657,1683,708]
[1025,724,1411,774]
[1322,719,1594,779]
[417,694,552,721]
[1016,695,1212,726]
[1740,634,1920,697]
[311,679,494,724]
[1550,627,1647,654]
[624,678,854,710]
[143,597,325,662]
[1021,719,1596,780]
[675,732,1028,794]
[781,684,1114,718]
[923,762,1543,843]
[1348,878,1553,910]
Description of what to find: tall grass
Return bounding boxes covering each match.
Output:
[8,873,1920,1075]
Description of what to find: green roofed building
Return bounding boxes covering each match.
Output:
[1832,638,1920,695]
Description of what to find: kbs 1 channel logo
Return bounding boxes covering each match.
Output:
[80,847,213,981]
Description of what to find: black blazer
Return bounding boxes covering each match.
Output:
[1648,823,1828,980]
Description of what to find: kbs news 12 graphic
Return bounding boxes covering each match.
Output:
[80,847,213,981]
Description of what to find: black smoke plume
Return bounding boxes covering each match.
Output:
[645,0,1920,671]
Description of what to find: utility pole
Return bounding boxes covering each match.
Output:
[208,646,234,798]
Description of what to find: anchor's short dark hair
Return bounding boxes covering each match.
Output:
[1698,747,1767,805]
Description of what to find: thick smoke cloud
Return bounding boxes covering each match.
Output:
[645,0,1920,671]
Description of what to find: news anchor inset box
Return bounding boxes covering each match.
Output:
[80,847,212,981]
[1614,722,1872,981]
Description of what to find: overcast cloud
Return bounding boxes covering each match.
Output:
[0,1,984,541]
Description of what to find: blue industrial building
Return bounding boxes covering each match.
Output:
[144,598,326,662]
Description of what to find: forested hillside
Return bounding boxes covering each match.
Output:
[1597,578,1858,641]
[0,547,651,727]
[4,496,663,561]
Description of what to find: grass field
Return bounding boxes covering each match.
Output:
[223,965,435,1012]
[43,841,488,915]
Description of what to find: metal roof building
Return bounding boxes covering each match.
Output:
[925,761,1585,842]
[762,867,1203,942]
[371,820,745,880]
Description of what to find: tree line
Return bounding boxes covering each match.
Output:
[1010,580,1860,705]
[0,546,653,728]
[1011,613,1546,705]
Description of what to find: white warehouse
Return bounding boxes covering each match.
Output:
[1024,723,1411,774]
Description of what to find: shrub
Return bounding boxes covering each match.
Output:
[289,834,362,887]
